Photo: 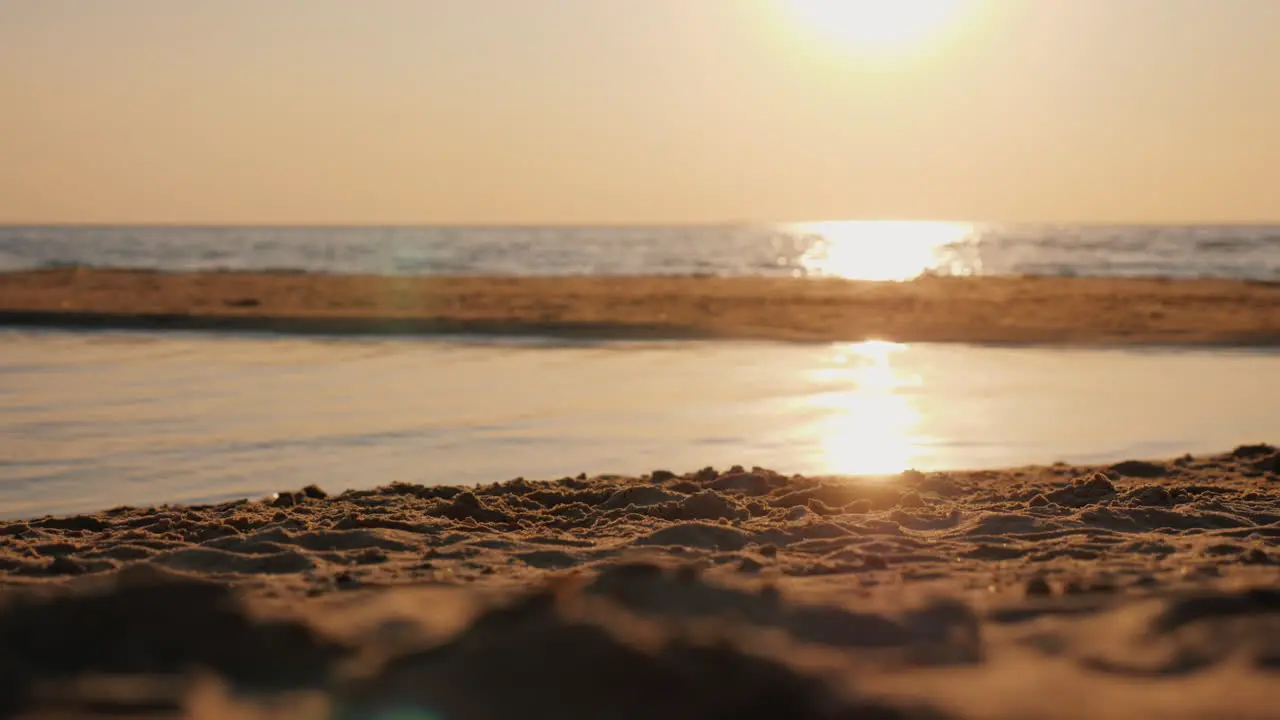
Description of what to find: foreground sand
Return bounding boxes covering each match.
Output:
[4,268,1280,345]
[1,447,1277,718]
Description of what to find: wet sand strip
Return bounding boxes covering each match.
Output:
[2,268,1280,345]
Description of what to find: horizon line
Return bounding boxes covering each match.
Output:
[4,219,1280,229]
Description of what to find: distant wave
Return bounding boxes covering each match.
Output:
[33,259,324,276]
[1195,235,1280,251]
[36,260,95,271]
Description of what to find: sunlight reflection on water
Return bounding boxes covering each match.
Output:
[808,340,927,475]
[795,220,975,280]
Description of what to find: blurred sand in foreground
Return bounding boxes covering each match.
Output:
[0,447,1278,718]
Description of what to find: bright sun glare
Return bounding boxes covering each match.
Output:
[797,221,974,281]
[781,0,966,54]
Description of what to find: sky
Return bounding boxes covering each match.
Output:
[1,0,1278,225]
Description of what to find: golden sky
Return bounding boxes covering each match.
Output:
[2,0,1278,224]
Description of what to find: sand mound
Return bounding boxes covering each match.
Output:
[0,449,1277,718]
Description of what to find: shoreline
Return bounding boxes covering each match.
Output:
[3,268,1280,345]
[0,446,1277,717]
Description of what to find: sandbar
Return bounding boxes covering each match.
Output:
[3,268,1280,345]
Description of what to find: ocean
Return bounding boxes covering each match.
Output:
[3,223,1280,281]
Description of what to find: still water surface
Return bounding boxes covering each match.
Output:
[3,330,1278,518]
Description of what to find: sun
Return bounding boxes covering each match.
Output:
[780,0,966,55]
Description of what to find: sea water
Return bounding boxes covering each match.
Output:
[3,223,1279,281]
[3,330,1278,518]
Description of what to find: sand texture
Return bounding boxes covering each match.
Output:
[4,268,1280,345]
[0,447,1277,718]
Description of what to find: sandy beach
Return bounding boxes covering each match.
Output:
[3,269,1278,718]
[4,268,1280,345]
[1,447,1277,718]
